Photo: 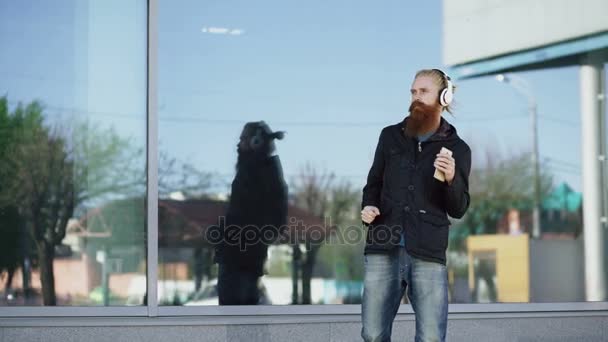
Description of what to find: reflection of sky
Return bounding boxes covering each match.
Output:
[0,0,147,153]
[1,0,602,194]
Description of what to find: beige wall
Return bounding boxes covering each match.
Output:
[467,234,530,302]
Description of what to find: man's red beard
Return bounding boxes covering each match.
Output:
[405,100,441,137]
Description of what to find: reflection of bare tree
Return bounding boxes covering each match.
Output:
[291,163,333,304]
[0,97,144,305]
[319,182,363,286]
[158,150,216,199]
[290,163,361,304]
[157,151,221,296]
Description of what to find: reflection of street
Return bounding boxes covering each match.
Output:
[1,288,70,306]
[181,277,362,306]
[117,275,364,306]
[1,249,146,306]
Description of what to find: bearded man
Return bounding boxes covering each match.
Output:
[360,69,472,342]
[213,121,288,305]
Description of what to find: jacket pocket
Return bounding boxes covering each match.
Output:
[417,212,450,253]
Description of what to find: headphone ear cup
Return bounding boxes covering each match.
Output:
[434,69,453,107]
[439,88,449,107]
[445,89,454,106]
[439,84,453,106]
[250,136,261,149]
[250,129,263,149]
[445,79,454,105]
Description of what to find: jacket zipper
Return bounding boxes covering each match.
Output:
[418,141,422,152]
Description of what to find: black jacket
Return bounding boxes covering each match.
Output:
[361,117,471,264]
[214,155,288,275]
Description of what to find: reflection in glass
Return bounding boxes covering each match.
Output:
[0,0,147,306]
[213,121,288,305]
[157,0,600,306]
[471,251,497,303]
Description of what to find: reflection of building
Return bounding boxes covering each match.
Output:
[58,198,331,305]
[6,198,331,305]
[5,216,132,306]
[466,233,587,303]
[157,198,331,248]
[157,198,331,304]
[465,183,587,303]
[467,234,529,303]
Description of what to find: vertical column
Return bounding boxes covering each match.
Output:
[580,52,606,301]
[147,0,159,316]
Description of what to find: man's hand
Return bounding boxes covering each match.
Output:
[434,153,456,185]
[361,206,380,224]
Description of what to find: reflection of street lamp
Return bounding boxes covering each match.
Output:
[496,73,541,239]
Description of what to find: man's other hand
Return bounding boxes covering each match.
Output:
[361,206,380,224]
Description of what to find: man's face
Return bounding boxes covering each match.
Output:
[406,76,443,136]
[409,75,441,108]
[237,126,254,153]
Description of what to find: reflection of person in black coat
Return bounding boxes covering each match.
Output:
[214,121,288,305]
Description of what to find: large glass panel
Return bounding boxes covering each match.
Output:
[448,66,593,303]
[443,0,608,304]
[158,0,608,306]
[0,0,147,306]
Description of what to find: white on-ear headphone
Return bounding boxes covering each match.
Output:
[433,68,453,107]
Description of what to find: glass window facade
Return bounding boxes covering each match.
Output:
[1,0,607,312]
[0,0,148,306]
[155,0,608,307]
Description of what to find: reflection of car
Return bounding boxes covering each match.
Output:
[184,278,271,306]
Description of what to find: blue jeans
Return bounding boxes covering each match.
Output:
[361,247,448,342]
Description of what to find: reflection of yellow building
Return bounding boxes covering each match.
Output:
[467,234,529,302]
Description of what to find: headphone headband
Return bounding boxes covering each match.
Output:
[432,68,451,82]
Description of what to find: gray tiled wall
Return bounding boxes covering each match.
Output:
[1,316,607,342]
